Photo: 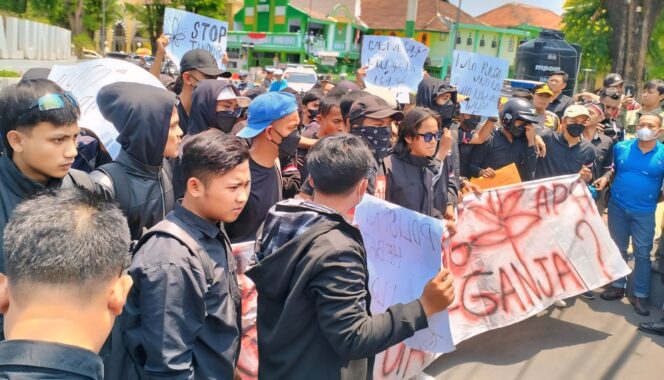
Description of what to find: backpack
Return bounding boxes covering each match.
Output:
[93,161,174,216]
[61,169,97,193]
[102,219,217,380]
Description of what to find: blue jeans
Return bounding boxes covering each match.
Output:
[608,199,655,298]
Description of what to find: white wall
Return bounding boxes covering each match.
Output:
[0,16,72,60]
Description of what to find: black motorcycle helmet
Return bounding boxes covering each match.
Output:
[500,98,542,137]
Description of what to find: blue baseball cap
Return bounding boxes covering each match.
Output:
[236,92,298,138]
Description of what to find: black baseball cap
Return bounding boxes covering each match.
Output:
[603,73,624,88]
[179,49,231,78]
[349,95,404,125]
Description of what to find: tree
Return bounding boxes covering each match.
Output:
[126,0,227,56]
[562,0,611,77]
[605,0,663,91]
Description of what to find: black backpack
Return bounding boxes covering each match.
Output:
[102,219,217,380]
[92,161,174,217]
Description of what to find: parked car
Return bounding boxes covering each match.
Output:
[284,66,318,93]
[81,49,102,59]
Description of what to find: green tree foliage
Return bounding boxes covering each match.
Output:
[564,0,664,82]
[178,0,226,19]
[647,11,664,80]
[562,0,611,74]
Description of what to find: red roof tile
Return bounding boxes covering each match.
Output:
[476,2,561,30]
[358,0,483,32]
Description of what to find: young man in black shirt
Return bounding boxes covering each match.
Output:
[122,130,249,379]
[582,102,614,214]
[535,104,597,182]
[227,91,300,243]
[469,98,541,181]
[0,188,132,379]
[246,134,456,379]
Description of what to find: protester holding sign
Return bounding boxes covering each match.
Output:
[91,82,182,241]
[469,98,540,182]
[245,134,455,379]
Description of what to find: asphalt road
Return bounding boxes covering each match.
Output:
[426,293,664,379]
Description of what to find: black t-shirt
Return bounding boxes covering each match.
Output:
[588,132,614,180]
[535,129,597,180]
[457,127,476,178]
[177,101,189,135]
[226,158,282,243]
[469,128,537,181]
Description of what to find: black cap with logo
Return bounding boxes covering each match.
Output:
[179,49,231,78]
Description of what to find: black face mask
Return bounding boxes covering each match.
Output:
[274,129,301,158]
[432,100,457,120]
[215,112,238,134]
[352,126,392,162]
[506,124,526,138]
[462,117,481,131]
[308,109,319,120]
[566,123,586,138]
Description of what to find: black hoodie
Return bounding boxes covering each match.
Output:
[384,142,457,219]
[246,199,428,380]
[91,82,176,240]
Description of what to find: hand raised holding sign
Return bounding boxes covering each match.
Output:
[419,269,455,317]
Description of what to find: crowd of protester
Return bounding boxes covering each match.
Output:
[1,37,664,378]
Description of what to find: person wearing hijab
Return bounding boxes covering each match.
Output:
[172,79,250,199]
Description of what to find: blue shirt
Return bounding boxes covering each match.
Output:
[611,139,664,212]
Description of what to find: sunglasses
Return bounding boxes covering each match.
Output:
[27,92,79,112]
[417,131,443,143]
[218,107,243,118]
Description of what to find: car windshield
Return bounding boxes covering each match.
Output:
[286,73,317,84]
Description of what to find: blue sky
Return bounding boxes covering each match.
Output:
[448,0,565,17]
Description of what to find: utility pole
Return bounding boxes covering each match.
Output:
[101,0,106,54]
[405,0,418,38]
[442,0,463,79]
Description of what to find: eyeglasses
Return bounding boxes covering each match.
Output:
[218,107,243,118]
[27,92,78,112]
[417,131,443,143]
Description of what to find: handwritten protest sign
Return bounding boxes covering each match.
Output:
[361,35,429,93]
[450,51,508,117]
[163,7,227,71]
[48,58,166,158]
[235,176,628,379]
[447,174,630,343]
[354,195,455,354]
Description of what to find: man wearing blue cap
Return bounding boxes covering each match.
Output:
[226,92,301,243]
